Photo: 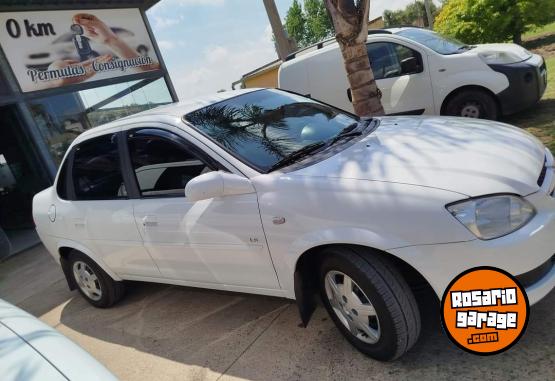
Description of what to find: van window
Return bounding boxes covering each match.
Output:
[367,42,423,80]
[72,134,126,200]
[127,129,213,197]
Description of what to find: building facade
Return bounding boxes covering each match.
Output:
[0,0,176,257]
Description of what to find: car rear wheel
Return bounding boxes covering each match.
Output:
[319,247,421,361]
[68,251,125,308]
[443,89,499,120]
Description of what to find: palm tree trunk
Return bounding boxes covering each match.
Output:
[423,0,434,29]
[324,0,384,118]
[263,0,296,60]
[340,42,383,116]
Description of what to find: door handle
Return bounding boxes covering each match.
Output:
[142,216,158,227]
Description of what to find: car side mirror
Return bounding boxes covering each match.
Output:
[185,171,255,202]
[400,57,419,75]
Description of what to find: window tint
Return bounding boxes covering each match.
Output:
[367,42,423,80]
[127,129,212,197]
[72,134,126,200]
[185,89,359,173]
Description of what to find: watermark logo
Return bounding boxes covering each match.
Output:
[441,267,529,355]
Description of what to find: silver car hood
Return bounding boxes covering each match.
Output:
[295,116,545,197]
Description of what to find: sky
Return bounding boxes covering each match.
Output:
[146,0,438,101]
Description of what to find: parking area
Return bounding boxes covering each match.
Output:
[1,245,553,381]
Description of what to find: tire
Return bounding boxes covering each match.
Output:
[319,247,421,361]
[443,89,499,120]
[67,250,125,308]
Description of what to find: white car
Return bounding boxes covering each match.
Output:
[279,27,548,120]
[0,298,116,380]
[33,89,555,361]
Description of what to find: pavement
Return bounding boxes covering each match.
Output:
[0,245,553,381]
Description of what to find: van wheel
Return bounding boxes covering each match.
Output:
[68,251,125,308]
[443,89,499,120]
[319,247,421,361]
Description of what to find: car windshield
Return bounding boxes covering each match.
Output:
[396,28,471,55]
[185,89,360,173]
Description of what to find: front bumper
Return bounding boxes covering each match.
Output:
[390,190,555,306]
[489,55,547,116]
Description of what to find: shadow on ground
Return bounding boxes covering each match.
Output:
[53,280,554,381]
[2,247,553,380]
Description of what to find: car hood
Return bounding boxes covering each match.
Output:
[294,116,545,197]
[471,43,532,64]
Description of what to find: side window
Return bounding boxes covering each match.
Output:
[127,129,213,197]
[367,42,423,80]
[395,44,424,75]
[72,134,126,200]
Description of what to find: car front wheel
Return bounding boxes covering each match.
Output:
[443,89,499,120]
[68,250,125,308]
[319,247,421,361]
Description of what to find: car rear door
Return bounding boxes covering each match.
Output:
[54,131,160,278]
[124,125,280,291]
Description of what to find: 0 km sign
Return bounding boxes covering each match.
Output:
[0,8,161,92]
[441,267,529,355]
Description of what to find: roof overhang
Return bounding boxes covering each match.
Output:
[0,0,160,11]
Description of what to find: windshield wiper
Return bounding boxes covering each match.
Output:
[327,119,374,146]
[267,141,327,172]
[267,120,374,172]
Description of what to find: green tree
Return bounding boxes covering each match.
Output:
[435,0,555,44]
[383,1,438,28]
[284,0,306,47]
[284,0,334,48]
[304,0,334,44]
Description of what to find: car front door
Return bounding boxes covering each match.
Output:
[366,41,434,115]
[126,126,280,290]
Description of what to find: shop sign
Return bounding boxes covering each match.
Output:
[0,8,161,92]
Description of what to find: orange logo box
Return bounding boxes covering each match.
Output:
[441,267,529,355]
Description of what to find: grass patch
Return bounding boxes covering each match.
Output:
[524,22,555,40]
[502,56,555,153]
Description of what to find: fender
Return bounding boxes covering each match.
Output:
[435,71,508,114]
[284,227,409,326]
[56,238,122,282]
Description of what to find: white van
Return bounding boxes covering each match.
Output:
[278,27,547,120]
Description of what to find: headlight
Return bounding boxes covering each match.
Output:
[446,195,535,240]
[478,51,529,65]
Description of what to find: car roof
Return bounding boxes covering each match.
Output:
[281,27,419,64]
[76,88,261,141]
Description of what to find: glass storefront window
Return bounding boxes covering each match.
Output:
[28,77,172,165]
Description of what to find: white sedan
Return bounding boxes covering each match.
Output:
[33,89,555,360]
[0,299,116,380]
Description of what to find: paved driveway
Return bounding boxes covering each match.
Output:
[1,245,553,381]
